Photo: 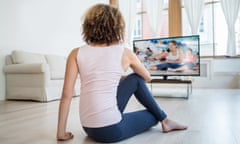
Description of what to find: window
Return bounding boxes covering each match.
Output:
[160,1,169,37]
[213,2,227,55]
[182,0,240,56]
[133,0,169,40]
[133,0,142,40]
[182,1,215,56]
[133,14,142,40]
[133,0,240,56]
[235,10,240,54]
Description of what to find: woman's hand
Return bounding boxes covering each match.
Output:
[57,132,74,141]
[147,56,155,61]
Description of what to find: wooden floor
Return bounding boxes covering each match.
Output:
[0,89,240,144]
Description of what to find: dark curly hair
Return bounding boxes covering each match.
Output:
[82,4,125,45]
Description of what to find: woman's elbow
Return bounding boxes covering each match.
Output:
[144,75,152,82]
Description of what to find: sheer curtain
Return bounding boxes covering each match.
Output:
[144,0,164,37]
[119,0,137,48]
[183,0,204,35]
[220,0,240,56]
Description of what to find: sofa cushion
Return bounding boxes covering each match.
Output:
[5,55,13,65]
[12,50,47,64]
[45,54,66,79]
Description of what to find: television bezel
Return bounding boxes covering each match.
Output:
[133,35,200,78]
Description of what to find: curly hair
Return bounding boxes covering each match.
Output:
[82,4,125,45]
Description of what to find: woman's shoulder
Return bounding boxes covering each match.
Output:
[70,47,80,55]
[123,48,136,57]
[70,44,88,55]
[67,47,83,60]
[123,47,131,53]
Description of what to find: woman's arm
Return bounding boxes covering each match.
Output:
[158,52,168,60]
[193,54,197,64]
[123,48,151,82]
[57,48,79,141]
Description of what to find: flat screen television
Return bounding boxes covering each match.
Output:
[133,35,200,80]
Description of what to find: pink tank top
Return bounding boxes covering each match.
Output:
[166,49,180,61]
[77,44,124,128]
[184,55,195,63]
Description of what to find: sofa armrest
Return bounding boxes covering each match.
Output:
[3,63,49,74]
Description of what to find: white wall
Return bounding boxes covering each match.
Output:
[1,0,239,101]
[0,0,108,100]
[150,58,240,98]
[193,58,240,88]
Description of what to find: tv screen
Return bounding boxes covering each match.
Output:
[133,35,200,78]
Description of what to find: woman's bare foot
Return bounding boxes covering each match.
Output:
[167,68,176,72]
[161,118,187,133]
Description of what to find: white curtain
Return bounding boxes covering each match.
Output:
[119,0,138,48]
[220,0,240,56]
[145,0,164,37]
[184,0,204,35]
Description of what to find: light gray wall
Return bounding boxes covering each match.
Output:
[193,58,240,89]
[0,0,239,100]
[0,0,108,100]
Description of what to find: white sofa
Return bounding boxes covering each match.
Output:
[3,50,80,102]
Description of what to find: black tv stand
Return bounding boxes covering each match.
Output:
[161,76,181,81]
[163,76,168,80]
[150,78,192,99]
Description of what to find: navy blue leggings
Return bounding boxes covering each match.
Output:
[156,63,182,70]
[83,73,167,143]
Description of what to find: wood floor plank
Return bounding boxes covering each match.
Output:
[0,89,240,144]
